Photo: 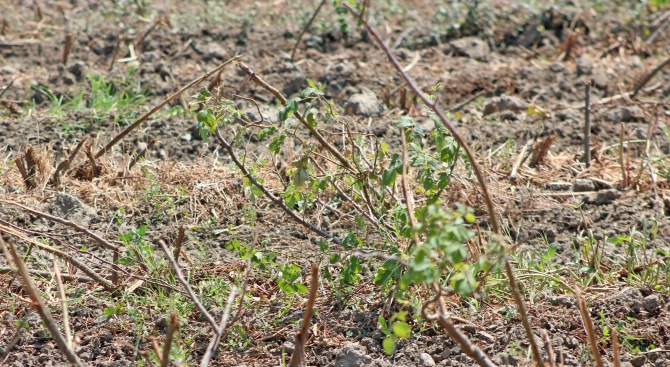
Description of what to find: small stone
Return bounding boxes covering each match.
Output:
[154,316,168,330]
[335,342,373,367]
[620,362,634,367]
[595,189,621,205]
[643,294,661,313]
[549,62,565,73]
[449,37,490,61]
[547,182,572,191]
[619,287,644,313]
[461,325,476,334]
[345,87,385,117]
[483,95,528,115]
[181,133,192,141]
[573,179,596,192]
[592,68,609,89]
[604,106,645,123]
[49,192,98,226]
[0,66,18,75]
[62,74,75,85]
[547,295,576,308]
[556,108,580,121]
[630,355,646,367]
[281,341,295,354]
[418,352,436,367]
[576,55,594,75]
[67,61,87,81]
[564,336,579,349]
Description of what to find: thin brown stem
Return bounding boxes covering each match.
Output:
[400,128,420,250]
[542,329,557,367]
[128,138,157,170]
[612,329,620,367]
[200,288,237,367]
[290,0,327,61]
[53,259,72,348]
[343,3,499,233]
[289,263,319,367]
[50,134,89,187]
[156,239,217,329]
[424,283,497,367]
[0,200,118,251]
[575,287,605,367]
[161,313,178,367]
[504,260,543,366]
[96,56,239,158]
[584,82,591,167]
[237,62,352,171]
[632,55,670,96]
[0,225,114,290]
[8,241,85,367]
[214,129,340,244]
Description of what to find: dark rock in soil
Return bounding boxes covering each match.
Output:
[448,37,490,61]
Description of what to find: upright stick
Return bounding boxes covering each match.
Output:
[584,82,592,167]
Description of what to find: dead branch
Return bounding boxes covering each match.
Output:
[0,200,119,251]
[237,62,352,171]
[50,134,89,187]
[632,55,670,97]
[575,287,605,367]
[95,56,240,159]
[161,313,178,367]
[528,135,556,167]
[0,224,114,290]
[504,260,543,366]
[8,241,85,367]
[214,129,340,244]
[423,283,497,367]
[288,263,319,367]
[200,288,238,367]
[343,3,499,233]
[128,138,157,170]
[290,0,327,61]
[156,239,217,329]
[53,259,73,348]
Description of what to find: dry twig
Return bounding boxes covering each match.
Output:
[200,288,238,367]
[0,200,118,251]
[290,0,327,61]
[632,55,670,97]
[504,260,543,366]
[50,134,89,187]
[343,3,499,233]
[575,287,605,367]
[8,241,85,367]
[95,56,239,158]
[161,313,178,367]
[288,263,319,367]
[214,129,340,244]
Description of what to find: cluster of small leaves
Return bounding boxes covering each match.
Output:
[194,89,243,141]
[378,311,411,355]
[226,239,308,296]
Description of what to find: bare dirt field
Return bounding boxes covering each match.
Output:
[1,0,670,366]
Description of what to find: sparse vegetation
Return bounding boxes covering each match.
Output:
[1,0,670,366]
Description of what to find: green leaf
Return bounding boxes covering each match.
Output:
[294,283,308,294]
[382,168,396,186]
[392,322,411,338]
[382,337,396,355]
[378,315,388,333]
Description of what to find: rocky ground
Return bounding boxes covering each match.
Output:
[1,0,670,366]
